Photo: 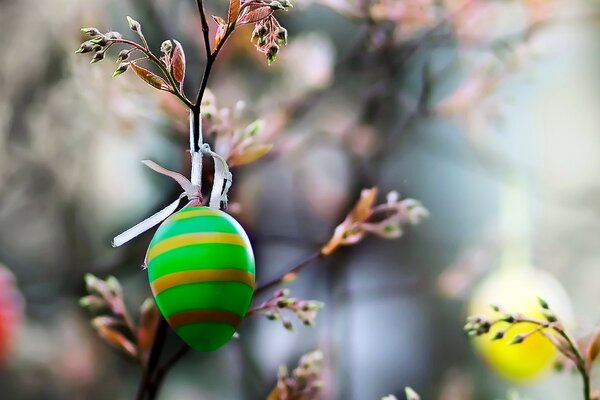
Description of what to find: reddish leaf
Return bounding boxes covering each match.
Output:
[238,6,273,25]
[228,144,273,167]
[130,63,171,92]
[213,16,228,51]
[171,40,186,92]
[228,0,241,25]
[351,188,377,222]
[96,325,138,359]
[587,328,600,365]
[91,316,122,329]
[137,298,159,358]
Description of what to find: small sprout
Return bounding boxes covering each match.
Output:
[117,49,130,62]
[276,28,288,46]
[75,42,94,54]
[90,36,108,46]
[127,16,141,32]
[544,311,557,323]
[161,40,173,55]
[493,330,505,341]
[510,334,525,345]
[105,31,123,40]
[267,44,279,65]
[501,315,515,323]
[537,296,549,310]
[81,27,101,37]
[269,0,284,10]
[113,63,130,77]
[405,387,421,400]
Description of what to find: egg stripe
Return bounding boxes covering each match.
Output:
[151,269,255,296]
[147,233,246,262]
[168,208,223,221]
[168,309,243,330]
[147,244,255,280]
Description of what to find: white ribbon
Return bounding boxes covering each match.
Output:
[111,111,233,248]
[201,143,232,209]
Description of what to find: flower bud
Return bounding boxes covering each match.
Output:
[81,27,101,37]
[161,40,173,55]
[276,28,288,46]
[75,42,94,54]
[118,49,130,61]
[127,16,141,32]
[112,62,130,77]
[91,36,108,46]
[267,44,279,65]
[105,31,123,40]
[90,51,105,64]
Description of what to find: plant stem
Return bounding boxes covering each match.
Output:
[110,38,193,108]
[135,4,239,399]
[554,328,591,400]
[137,317,168,400]
[254,251,323,296]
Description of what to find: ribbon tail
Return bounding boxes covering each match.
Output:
[112,194,185,247]
[205,148,232,209]
[142,160,195,196]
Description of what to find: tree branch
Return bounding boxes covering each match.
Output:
[254,251,323,297]
[136,317,169,400]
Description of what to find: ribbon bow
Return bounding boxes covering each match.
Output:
[112,111,232,247]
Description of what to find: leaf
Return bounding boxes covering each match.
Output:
[228,144,273,167]
[91,316,122,329]
[126,16,141,32]
[96,325,138,359]
[130,63,171,92]
[228,0,241,25]
[238,6,273,25]
[137,298,159,358]
[171,40,186,92]
[213,16,228,51]
[351,188,378,222]
[587,328,600,364]
[405,387,421,400]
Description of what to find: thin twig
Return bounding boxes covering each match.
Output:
[254,251,323,297]
[137,317,169,400]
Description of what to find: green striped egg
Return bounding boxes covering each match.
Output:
[145,206,255,351]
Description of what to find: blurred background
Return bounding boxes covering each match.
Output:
[1,0,600,399]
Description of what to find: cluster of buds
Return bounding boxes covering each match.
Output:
[464,299,560,343]
[268,350,324,400]
[251,288,324,331]
[200,90,274,167]
[248,7,291,65]
[76,28,125,65]
[321,188,429,256]
[81,274,159,364]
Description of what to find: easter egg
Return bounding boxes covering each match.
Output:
[468,268,573,381]
[145,206,255,351]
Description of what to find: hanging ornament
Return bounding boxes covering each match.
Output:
[468,175,573,381]
[113,111,255,351]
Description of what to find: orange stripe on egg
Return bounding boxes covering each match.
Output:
[147,233,246,262]
[168,208,223,222]
[150,269,255,296]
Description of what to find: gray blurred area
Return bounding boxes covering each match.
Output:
[1,0,600,399]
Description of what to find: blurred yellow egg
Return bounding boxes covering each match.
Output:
[468,267,573,381]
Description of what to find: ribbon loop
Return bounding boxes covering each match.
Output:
[112,112,234,248]
[201,143,233,209]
